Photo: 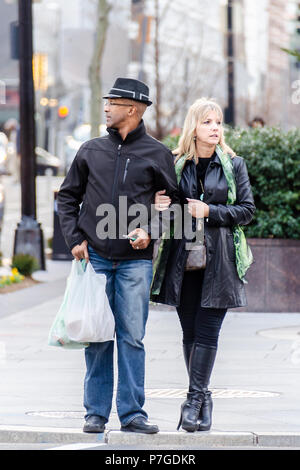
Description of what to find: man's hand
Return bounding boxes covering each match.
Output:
[127,228,151,250]
[71,240,89,263]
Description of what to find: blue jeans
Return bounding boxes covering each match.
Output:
[84,245,153,426]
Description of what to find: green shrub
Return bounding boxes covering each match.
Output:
[224,126,300,239]
[11,253,39,276]
[162,134,180,151]
[162,126,300,239]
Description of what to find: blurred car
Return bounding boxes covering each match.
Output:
[64,124,107,173]
[35,147,63,176]
[0,178,4,241]
[0,132,9,175]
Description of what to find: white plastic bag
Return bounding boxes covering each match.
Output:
[63,260,115,343]
[48,266,89,349]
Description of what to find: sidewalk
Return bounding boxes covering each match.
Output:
[0,259,300,448]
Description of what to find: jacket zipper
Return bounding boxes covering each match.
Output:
[109,143,122,259]
[122,158,130,184]
[112,144,122,201]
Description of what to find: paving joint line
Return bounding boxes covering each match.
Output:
[253,432,259,446]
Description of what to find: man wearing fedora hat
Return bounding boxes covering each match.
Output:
[57,77,179,434]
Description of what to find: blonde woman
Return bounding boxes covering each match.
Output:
[151,98,255,432]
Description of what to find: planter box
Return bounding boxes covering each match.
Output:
[235,238,300,313]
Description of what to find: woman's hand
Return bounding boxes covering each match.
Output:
[154,189,171,211]
[186,198,209,218]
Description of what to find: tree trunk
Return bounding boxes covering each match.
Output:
[89,0,110,138]
[154,0,163,140]
[153,0,173,140]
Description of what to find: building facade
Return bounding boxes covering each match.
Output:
[129,0,229,137]
[128,0,299,134]
[0,0,298,148]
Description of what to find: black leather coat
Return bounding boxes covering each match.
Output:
[150,152,255,309]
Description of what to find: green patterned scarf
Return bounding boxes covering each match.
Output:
[215,145,253,283]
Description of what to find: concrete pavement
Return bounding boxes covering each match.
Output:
[0,259,300,448]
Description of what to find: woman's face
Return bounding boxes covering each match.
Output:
[195,110,222,146]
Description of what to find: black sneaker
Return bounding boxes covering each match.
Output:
[83,415,106,433]
[120,416,159,434]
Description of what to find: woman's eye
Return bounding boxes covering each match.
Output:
[203,120,221,125]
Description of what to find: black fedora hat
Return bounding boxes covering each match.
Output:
[103,77,152,106]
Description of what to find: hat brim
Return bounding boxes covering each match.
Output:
[102,94,152,107]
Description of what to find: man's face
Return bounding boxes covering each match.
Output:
[104,98,135,128]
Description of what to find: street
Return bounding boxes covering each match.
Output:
[0,175,64,262]
[0,282,300,451]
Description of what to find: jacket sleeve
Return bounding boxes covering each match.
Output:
[56,147,89,250]
[207,157,255,227]
[141,148,180,240]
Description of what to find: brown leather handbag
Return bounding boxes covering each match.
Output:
[185,238,206,271]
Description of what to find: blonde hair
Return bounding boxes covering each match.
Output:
[174,98,236,163]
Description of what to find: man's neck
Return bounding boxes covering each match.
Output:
[117,120,140,141]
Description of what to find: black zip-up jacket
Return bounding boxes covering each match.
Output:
[57,120,179,260]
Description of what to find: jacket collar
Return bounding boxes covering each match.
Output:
[196,151,221,166]
[182,150,221,170]
[107,119,146,145]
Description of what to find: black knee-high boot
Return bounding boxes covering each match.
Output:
[178,343,217,432]
[183,343,213,431]
[182,342,214,431]
[182,342,193,372]
[198,390,213,431]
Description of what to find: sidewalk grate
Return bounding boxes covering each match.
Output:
[212,388,280,399]
[145,388,280,399]
[26,388,280,419]
[26,411,84,419]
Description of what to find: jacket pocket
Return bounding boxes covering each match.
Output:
[122,158,130,184]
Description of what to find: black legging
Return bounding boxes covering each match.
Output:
[176,270,227,349]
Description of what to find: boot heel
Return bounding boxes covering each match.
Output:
[177,412,182,430]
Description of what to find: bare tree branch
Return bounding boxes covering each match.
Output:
[89,0,111,138]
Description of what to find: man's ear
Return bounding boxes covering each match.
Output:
[129,105,137,117]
